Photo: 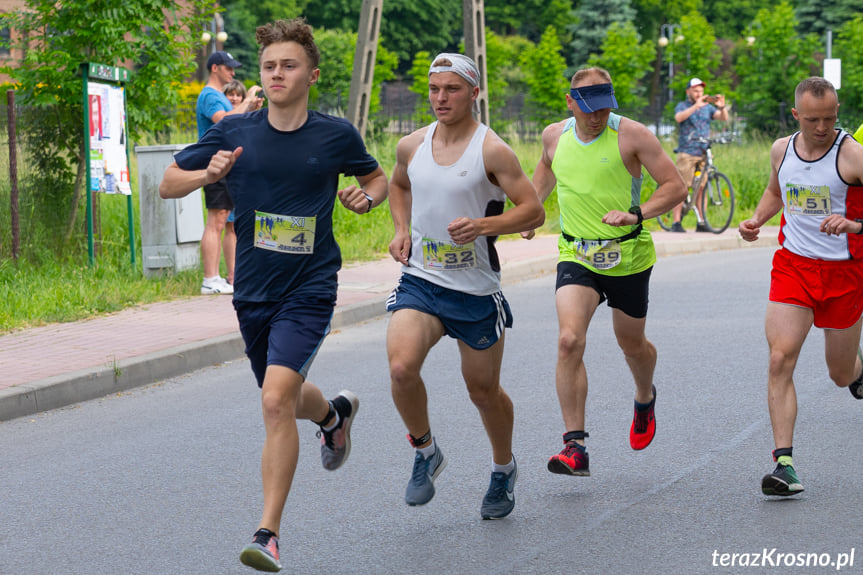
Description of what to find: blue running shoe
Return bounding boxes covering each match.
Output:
[481,457,518,520]
[240,528,281,572]
[405,444,447,506]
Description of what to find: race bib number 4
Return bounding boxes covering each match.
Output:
[422,238,477,270]
[255,211,315,254]
[785,183,831,216]
[574,239,622,270]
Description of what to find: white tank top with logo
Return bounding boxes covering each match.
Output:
[778,130,855,260]
[403,121,506,295]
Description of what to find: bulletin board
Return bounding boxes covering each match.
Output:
[82,62,135,266]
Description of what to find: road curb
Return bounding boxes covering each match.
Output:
[0,334,246,421]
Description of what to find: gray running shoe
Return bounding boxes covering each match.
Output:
[481,457,518,520]
[318,390,358,471]
[405,444,447,506]
[239,528,281,572]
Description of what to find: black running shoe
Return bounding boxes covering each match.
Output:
[761,463,804,496]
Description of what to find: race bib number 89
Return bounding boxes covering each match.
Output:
[575,239,622,270]
[422,238,477,270]
[255,211,316,254]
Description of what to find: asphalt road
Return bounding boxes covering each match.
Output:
[2,247,861,575]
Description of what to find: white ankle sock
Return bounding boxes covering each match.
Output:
[417,438,436,459]
[493,458,514,474]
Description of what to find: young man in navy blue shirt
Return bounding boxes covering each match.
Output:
[160,18,387,572]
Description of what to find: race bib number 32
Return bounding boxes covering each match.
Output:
[785,183,831,216]
[255,211,315,254]
[422,238,477,270]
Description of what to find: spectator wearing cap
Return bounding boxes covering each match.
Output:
[670,77,730,232]
[196,51,264,295]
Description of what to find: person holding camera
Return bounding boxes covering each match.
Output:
[670,77,729,232]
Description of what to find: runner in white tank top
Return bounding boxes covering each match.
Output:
[384,52,544,520]
[777,129,862,260]
[739,77,863,498]
[403,120,506,295]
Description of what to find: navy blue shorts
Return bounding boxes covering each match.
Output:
[555,261,652,319]
[386,273,513,350]
[234,296,334,387]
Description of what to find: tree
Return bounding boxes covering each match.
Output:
[0,0,217,247]
[310,28,398,128]
[671,11,723,97]
[588,21,656,111]
[485,32,533,130]
[735,1,820,135]
[485,0,575,45]
[407,50,435,125]
[569,0,637,69]
[379,0,462,67]
[521,26,569,124]
[630,0,700,44]
[701,0,764,40]
[833,15,863,131]
[796,0,863,41]
[302,0,358,32]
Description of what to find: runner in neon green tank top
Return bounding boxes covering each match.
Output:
[553,112,655,276]
[524,67,686,477]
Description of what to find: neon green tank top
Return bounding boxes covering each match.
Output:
[551,114,656,276]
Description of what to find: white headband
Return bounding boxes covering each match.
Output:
[429,53,480,87]
[429,53,481,115]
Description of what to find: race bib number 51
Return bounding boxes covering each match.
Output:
[422,238,476,270]
[255,211,315,254]
[785,183,831,216]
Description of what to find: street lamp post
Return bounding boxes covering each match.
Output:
[199,14,228,82]
[201,13,227,56]
[659,23,682,106]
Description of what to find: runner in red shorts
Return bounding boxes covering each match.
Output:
[740,77,863,497]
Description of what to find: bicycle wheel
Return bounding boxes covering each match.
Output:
[656,210,675,231]
[701,171,735,234]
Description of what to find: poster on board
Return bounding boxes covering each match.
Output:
[87,81,131,195]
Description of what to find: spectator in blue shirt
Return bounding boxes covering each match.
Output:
[196,51,263,294]
[671,77,729,232]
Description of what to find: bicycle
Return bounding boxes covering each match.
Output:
[658,137,736,234]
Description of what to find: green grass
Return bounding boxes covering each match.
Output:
[0,133,778,334]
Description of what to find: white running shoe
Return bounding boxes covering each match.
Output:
[201,277,234,295]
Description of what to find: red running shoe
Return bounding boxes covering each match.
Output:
[547,440,590,476]
[240,528,281,572]
[630,385,656,450]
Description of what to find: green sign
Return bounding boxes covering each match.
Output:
[88,62,131,83]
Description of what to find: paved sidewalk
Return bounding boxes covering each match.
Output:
[0,228,779,421]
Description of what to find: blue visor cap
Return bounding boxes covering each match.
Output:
[570,83,618,113]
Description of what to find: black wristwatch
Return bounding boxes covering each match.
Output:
[363,192,373,213]
[855,218,863,234]
[629,206,643,225]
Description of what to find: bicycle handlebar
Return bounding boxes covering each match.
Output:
[691,136,733,146]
